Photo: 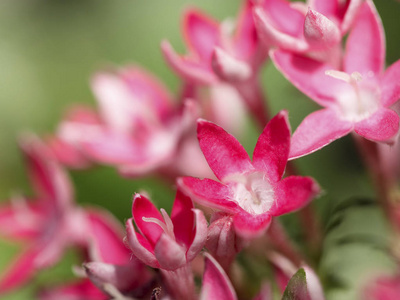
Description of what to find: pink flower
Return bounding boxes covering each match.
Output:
[363,274,400,300]
[178,111,320,238]
[56,67,210,179]
[253,0,362,65]
[270,0,400,159]
[162,2,269,126]
[125,191,207,270]
[0,136,142,294]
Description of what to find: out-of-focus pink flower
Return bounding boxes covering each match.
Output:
[363,274,400,300]
[162,2,269,126]
[56,67,211,179]
[253,0,362,66]
[0,136,148,295]
[270,0,400,159]
[125,191,207,270]
[179,111,320,239]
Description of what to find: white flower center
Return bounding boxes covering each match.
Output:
[325,70,379,122]
[225,172,275,215]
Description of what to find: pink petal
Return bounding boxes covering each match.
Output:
[20,135,73,210]
[46,136,90,169]
[182,9,221,62]
[381,59,400,107]
[259,0,305,37]
[125,218,159,269]
[354,108,400,143]
[0,202,44,241]
[303,9,341,50]
[233,0,258,60]
[186,209,208,262]
[344,0,385,76]
[308,0,337,17]
[154,233,186,270]
[201,253,237,300]
[197,119,253,181]
[233,211,272,239]
[0,246,42,294]
[132,194,164,247]
[161,40,218,84]
[340,0,364,33]
[177,177,239,213]
[289,109,353,159]
[253,7,308,52]
[270,176,320,216]
[86,209,130,264]
[253,111,290,182]
[84,261,150,293]
[211,47,252,82]
[39,279,106,300]
[171,190,195,249]
[270,50,347,107]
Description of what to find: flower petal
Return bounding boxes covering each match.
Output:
[183,9,221,62]
[270,176,320,216]
[253,7,308,52]
[186,209,208,262]
[178,177,239,213]
[161,40,217,84]
[39,279,106,300]
[233,211,272,239]
[211,47,252,82]
[125,218,159,269]
[132,194,164,247]
[289,109,353,159]
[154,233,186,271]
[171,190,195,249]
[253,110,290,182]
[270,50,346,108]
[354,108,400,143]
[197,119,253,181]
[200,253,237,300]
[86,209,130,264]
[303,9,341,50]
[381,59,400,107]
[344,0,385,76]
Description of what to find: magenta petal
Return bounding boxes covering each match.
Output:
[253,8,308,52]
[233,212,272,239]
[354,108,400,143]
[303,9,341,50]
[381,59,400,107]
[201,253,237,300]
[178,177,239,213]
[161,40,217,84]
[270,176,320,216]
[344,0,385,76]
[154,233,186,271]
[197,119,253,181]
[183,9,220,62]
[20,135,73,210]
[253,111,290,182]
[234,1,258,60]
[211,47,252,82]
[0,202,44,241]
[186,209,208,262]
[171,190,195,249]
[132,194,164,247]
[86,209,130,264]
[39,279,106,300]
[259,0,305,37]
[289,109,353,159]
[0,246,41,294]
[341,0,364,33]
[270,50,346,107]
[125,218,159,269]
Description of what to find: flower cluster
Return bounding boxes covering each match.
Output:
[1,0,400,299]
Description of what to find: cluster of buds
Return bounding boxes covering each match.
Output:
[1,0,400,299]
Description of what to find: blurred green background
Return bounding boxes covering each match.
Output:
[0,0,400,299]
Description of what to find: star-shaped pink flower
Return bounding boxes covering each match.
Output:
[178,111,320,238]
[270,0,400,159]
